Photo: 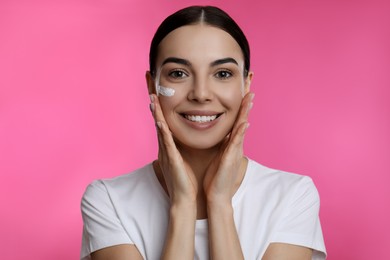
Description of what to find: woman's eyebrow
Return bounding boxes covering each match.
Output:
[162,57,191,66]
[210,57,238,67]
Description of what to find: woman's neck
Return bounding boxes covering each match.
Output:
[175,143,220,179]
[153,141,247,220]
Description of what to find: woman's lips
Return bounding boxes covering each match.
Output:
[184,114,218,123]
[179,111,223,130]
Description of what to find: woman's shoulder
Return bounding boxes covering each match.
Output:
[238,159,321,217]
[246,158,318,194]
[83,162,157,199]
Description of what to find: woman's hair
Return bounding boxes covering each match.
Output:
[149,5,250,77]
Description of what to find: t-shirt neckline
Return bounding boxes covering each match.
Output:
[148,157,252,218]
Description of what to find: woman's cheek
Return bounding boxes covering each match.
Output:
[219,88,243,112]
[159,96,178,118]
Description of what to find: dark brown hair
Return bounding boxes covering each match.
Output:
[149,6,250,77]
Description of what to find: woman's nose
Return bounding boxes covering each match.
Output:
[187,79,213,103]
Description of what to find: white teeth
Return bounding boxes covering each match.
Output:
[185,114,218,123]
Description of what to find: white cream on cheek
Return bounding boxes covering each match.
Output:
[155,68,175,97]
[157,85,175,97]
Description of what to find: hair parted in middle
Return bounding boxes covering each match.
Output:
[149,5,250,78]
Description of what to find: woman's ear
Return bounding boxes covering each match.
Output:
[243,71,254,95]
[145,71,156,94]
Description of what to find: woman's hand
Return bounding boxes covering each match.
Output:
[203,92,253,260]
[150,94,198,206]
[203,92,254,206]
[150,94,197,259]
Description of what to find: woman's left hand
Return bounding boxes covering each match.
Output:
[203,92,254,206]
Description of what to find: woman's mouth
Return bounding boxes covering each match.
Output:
[179,112,223,129]
[183,114,219,123]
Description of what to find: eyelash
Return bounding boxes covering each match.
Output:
[167,69,233,80]
[215,69,233,79]
[168,69,188,79]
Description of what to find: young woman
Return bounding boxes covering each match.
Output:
[81,6,326,260]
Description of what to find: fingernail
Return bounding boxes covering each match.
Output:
[241,122,250,134]
[246,102,253,113]
[156,121,162,129]
[149,94,154,102]
[149,103,155,113]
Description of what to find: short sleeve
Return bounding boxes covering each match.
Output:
[271,177,327,259]
[80,180,133,260]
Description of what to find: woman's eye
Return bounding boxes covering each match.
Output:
[169,70,187,79]
[215,70,232,79]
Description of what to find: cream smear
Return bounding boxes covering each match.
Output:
[155,69,175,97]
[157,85,175,97]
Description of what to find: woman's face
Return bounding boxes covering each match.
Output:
[149,24,252,150]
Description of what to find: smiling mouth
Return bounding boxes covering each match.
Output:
[181,113,223,123]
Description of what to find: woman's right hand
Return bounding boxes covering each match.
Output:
[149,94,198,206]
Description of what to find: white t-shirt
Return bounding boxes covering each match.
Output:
[81,159,327,259]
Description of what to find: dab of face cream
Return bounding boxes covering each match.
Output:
[157,85,175,97]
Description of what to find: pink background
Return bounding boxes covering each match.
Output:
[1,0,389,259]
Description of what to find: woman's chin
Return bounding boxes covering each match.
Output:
[173,135,228,152]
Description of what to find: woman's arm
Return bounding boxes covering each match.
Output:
[87,94,198,260]
[152,95,198,259]
[88,198,196,260]
[208,210,313,260]
[91,244,143,260]
[161,202,197,259]
[204,92,254,259]
[262,243,313,260]
[207,202,244,260]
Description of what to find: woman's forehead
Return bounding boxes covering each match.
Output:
[157,24,244,66]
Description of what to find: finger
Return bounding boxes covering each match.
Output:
[225,121,249,157]
[236,92,254,127]
[155,122,168,166]
[150,94,175,158]
[153,113,171,167]
[156,121,176,152]
[231,92,254,137]
[151,95,178,155]
[150,94,168,126]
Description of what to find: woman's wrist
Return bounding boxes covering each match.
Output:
[170,201,197,219]
[206,194,232,209]
[207,200,234,218]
